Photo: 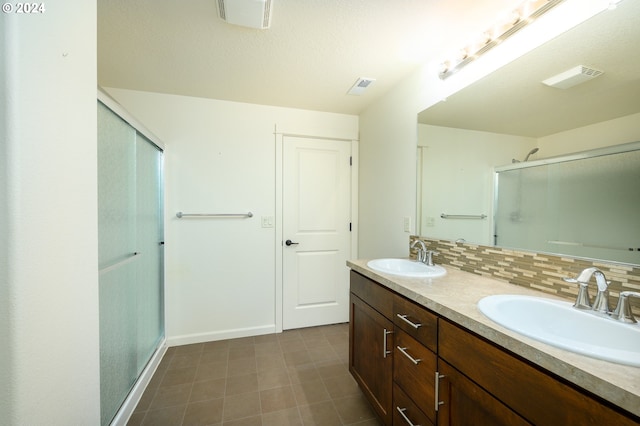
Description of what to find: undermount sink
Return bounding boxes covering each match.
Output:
[367,258,446,278]
[478,294,640,367]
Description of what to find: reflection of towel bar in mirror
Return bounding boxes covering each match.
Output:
[547,240,638,252]
[440,214,487,220]
[176,212,253,218]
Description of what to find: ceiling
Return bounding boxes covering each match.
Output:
[97,0,524,115]
[418,0,640,138]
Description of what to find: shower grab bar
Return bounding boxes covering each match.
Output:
[441,213,487,220]
[176,212,253,219]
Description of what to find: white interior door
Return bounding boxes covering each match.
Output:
[282,136,351,330]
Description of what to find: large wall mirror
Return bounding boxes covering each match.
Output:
[416,1,640,265]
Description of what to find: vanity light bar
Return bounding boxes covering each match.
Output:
[439,0,566,80]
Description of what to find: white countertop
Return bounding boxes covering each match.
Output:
[347,259,640,418]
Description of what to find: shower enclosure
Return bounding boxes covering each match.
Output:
[494,142,640,264]
[97,93,165,425]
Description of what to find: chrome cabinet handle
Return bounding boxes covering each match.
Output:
[396,407,420,426]
[396,313,422,329]
[383,328,393,358]
[435,372,445,411]
[397,346,421,365]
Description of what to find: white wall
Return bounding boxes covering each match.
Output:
[104,88,358,345]
[538,112,640,157]
[358,71,424,259]
[1,1,100,425]
[417,125,536,245]
[357,0,608,258]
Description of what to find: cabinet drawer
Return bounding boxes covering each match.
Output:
[393,294,437,351]
[439,319,640,425]
[350,271,393,318]
[394,330,437,424]
[393,384,434,426]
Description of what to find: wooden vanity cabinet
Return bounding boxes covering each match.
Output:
[349,271,394,425]
[350,270,640,426]
[393,294,438,426]
[438,319,640,426]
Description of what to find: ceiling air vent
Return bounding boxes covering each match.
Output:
[542,65,604,89]
[348,78,376,96]
[217,0,273,30]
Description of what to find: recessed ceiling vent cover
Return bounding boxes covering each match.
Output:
[348,78,376,95]
[217,0,273,30]
[542,65,604,89]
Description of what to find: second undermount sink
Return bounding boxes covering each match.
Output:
[478,294,640,367]
[367,258,446,278]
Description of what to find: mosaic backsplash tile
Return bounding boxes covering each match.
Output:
[411,236,640,316]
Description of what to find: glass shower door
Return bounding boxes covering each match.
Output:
[98,101,165,425]
[135,132,164,373]
[98,102,138,425]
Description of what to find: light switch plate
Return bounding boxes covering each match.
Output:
[403,216,411,233]
[261,216,274,228]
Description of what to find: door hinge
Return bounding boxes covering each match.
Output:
[350,156,352,166]
[349,222,352,232]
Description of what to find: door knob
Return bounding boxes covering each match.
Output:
[285,239,299,246]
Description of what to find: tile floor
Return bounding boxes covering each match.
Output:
[127,323,381,426]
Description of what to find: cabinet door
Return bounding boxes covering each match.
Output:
[350,294,393,425]
[437,360,531,426]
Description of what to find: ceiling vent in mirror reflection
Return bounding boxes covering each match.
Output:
[217,0,273,29]
[542,65,604,89]
[347,77,376,95]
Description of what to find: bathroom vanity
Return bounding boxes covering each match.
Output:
[347,260,640,426]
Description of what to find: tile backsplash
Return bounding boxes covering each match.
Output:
[411,236,640,316]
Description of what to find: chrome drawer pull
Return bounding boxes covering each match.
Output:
[435,372,445,411]
[396,407,421,426]
[397,313,422,329]
[397,346,421,365]
[383,328,393,358]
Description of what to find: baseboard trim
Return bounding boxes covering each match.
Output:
[167,324,277,347]
[110,338,168,426]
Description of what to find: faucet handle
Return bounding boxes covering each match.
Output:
[563,277,591,310]
[424,250,439,266]
[611,291,640,324]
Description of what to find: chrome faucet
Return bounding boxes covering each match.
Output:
[410,239,439,266]
[564,268,640,323]
[563,267,611,314]
[411,239,427,263]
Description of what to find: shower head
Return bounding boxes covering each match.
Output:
[524,148,539,161]
[512,148,539,163]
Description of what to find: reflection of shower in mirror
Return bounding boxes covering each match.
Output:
[512,147,539,163]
